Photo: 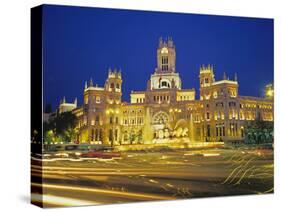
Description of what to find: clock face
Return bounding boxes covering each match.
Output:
[161,47,168,54]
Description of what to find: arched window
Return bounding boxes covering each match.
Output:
[116,83,120,89]
[160,80,170,88]
[110,83,114,89]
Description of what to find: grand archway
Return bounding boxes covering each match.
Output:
[152,111,169,125]
[152,111,169,139]
[151,112,189,141]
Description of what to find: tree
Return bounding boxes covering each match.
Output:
[43,111,77,144]
[245,120,273,144]
[44,130,55,144]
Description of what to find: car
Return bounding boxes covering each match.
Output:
[82,149,121,159]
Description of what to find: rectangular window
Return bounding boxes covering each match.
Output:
[91,129,94,141]
[109,129,113,142]
[95,129,98,141]
[99,129,103,141]
[216,125,218,137]
[162,65,168,71]
[95,115,99,124]
[115,129,118,141]
[162,56,168,65]
[207,125,211,137]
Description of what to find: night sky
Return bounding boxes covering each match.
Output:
[42,4,273,110]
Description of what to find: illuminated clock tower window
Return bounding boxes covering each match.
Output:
[162,56,168,71]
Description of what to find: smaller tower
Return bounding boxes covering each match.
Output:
[199,64,215,100]
[89,78,93,87]
[199,64,215,88]
[105,68,122,92]
[105,68,123,103]
[104,68,122,104]
[234,73,238,81]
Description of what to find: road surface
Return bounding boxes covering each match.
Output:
[31,148,273,207]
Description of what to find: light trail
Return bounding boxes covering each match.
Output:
[233,166,256,185]
[203,153,220,157]
[32,168,207,178]
[32,164,169,172]
[221,164,243,184]
[31,149,274,203]
[32,183,175,201]
[227,158,254,184]
[31,193,98,207]
[32,157,120,163]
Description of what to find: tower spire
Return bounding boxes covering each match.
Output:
[159,37,163,47]
[89,78,93,87]
[234,73,238,81]
[223,72,227,80]
[84,81,88,90]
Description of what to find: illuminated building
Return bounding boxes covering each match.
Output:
[60,38,274,146]
[58,97,77,114]
[265,83,274,100]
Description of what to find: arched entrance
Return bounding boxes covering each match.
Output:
[152,111,169,125]
[152,111,169,139]
[151,112,190,142]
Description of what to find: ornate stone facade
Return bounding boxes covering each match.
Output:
[62,38,273,146]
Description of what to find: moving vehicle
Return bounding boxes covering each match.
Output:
[82,146,121,159]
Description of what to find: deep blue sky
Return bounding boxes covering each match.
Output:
[42,4,273,110]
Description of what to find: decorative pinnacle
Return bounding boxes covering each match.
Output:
[84,81,88,89]
[223,72,227,80]
[159,37,163,47]
[89,78,93,87]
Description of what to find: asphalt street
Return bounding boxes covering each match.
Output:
[31,148,273,207]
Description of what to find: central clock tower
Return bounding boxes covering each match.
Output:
[148,37,182,90]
